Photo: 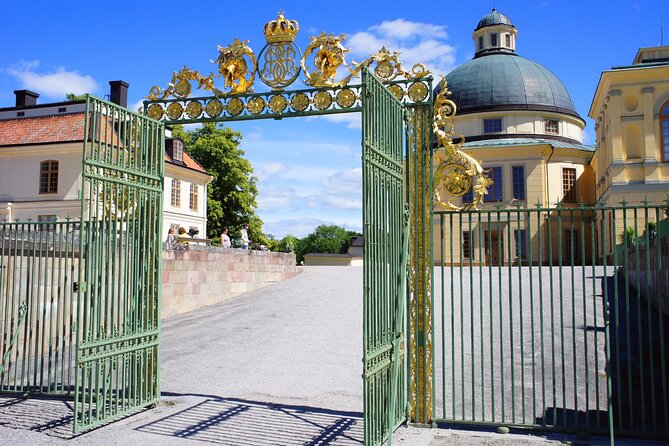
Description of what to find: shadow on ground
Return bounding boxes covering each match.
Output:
[136,393,363,445]
[0,395,74,438]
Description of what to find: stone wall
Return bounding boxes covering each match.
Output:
[161,246,299,318]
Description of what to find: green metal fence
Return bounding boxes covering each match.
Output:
[434,202,669,440]
[0,220,79,394]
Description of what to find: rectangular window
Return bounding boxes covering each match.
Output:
[514,229,527,259]
[491,33,498,46]
[478,36,483,50]
[39,160,59,194]
[189,184,198,211]
[545,119,559,134]
[462,231,472,259]
[564,229,580,261]
[662,118,669,160]
[171,179,181,207]
[562,168,577,202]
[462,188,473,203]
[505,34,511,47]
[512,165,526,200]
[173,140,183,162]
[489,166,503,202]
[483,118,502,133]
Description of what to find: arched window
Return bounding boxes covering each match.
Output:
[39,160,58,193]
[662,100,669,161]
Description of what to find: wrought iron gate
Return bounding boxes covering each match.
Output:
[74,97,164,432]
[361,68,408,446]
[433,202,669,441]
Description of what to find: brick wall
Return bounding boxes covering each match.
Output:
[161,246,299,318]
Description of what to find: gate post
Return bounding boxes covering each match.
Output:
[406,101,435,425]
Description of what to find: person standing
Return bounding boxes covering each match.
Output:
[165,228,175,247]
[221,228,231,248]
[240,223,250,250]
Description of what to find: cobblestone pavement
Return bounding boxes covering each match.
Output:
[0,266,666,445]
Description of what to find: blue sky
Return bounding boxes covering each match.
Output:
[1,1,666,237]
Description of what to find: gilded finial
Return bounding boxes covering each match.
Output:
[264,10,299,44]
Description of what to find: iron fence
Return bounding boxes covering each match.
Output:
[433,202,669,440]
[0,220,80,395]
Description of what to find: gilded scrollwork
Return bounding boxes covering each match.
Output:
[433,77,492,210]
[147,39,256,100]
[212,38,257,96]
[301,32,350,87]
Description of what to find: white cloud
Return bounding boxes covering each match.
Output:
[313,113,362,129]
[257,162,289,180]
[322,168,362,194]
[257,186,296,210]
[346,19,456,77]
[7,60,98,99]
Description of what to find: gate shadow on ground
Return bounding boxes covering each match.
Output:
[0,394,74,438]
[136,392,363,445]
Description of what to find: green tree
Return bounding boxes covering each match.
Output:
[65,93,87,101]
[297,224,352,263]
[172,123,267,245]
[278,235,300,253]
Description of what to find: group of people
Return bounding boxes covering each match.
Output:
[166,223,250,249]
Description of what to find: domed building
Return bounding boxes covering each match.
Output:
[434,9,596,265]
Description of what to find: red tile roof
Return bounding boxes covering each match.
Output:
[164,151,208,174]
[0,113,86,146]
[0,113,208,174]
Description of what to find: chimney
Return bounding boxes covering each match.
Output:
[14,90,39,107]
[109,80,129,107]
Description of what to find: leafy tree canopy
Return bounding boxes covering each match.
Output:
[65,93,87,101]
[171,123,267,245]
[297,224,352,262]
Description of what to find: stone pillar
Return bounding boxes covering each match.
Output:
[609,90,624,162]
[641,87,659,182]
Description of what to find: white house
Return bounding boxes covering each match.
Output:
[0,81,212,240]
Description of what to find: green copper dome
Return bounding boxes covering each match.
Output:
[442,53,582,119]
[475,9,514,30]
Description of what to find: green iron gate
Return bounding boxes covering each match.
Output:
[74,96,164,432]
[361,68,408,446]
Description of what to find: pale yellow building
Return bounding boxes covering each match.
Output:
[434,9,596,265]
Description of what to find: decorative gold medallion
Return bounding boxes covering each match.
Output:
[166,102,183,120]
[258,11,302,90]
[388,84,404,101]
[313,91,332,110]
[146,104,164,120]
[174,79,192,98]
[226,98,244,116]
[290,92,309,112]
[205,99,223,117]
[408,82,429,102]
[269,95,288,113]
[185,100,203,119]
[247,97,266,115]
[335,89,356,108]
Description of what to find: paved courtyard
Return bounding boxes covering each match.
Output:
[0,266,666,445]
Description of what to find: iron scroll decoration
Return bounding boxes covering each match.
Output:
[145,11,491,207]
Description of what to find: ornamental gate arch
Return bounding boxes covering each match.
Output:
[0,10,491,444]
[140,11,488,445]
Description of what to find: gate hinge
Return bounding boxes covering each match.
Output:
[73,281,87,293]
